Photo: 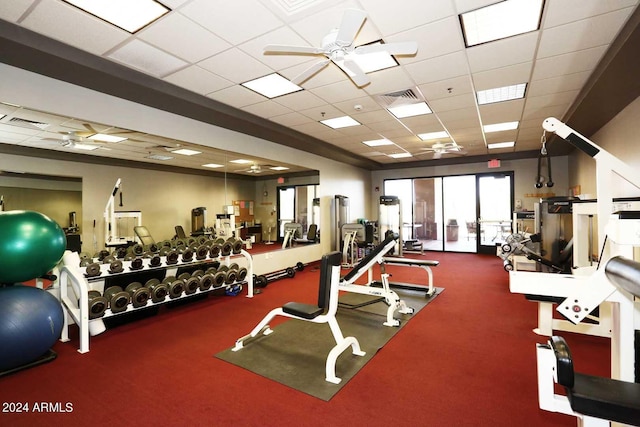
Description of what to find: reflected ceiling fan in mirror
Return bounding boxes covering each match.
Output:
[235,163,271,174]
[418,142,466,159]
[264,9,418,87]
[37,131,111,151]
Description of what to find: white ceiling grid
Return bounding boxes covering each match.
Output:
[0,0,637,173]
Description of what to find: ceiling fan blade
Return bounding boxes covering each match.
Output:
[335,9,367,46]
[433,152,443,159]
[355,41,418,56]
[83,123,98,134]
[264,44,325,55]
[291,59,331,85]
[342,59,370,87]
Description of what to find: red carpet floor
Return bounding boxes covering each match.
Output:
[0,251,610,426]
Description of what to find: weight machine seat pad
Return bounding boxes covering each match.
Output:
[605,256,640,299]
[282,302,323,320]
[342,233,398,282]
[382,257,439,267]
[524,294,565,304]
[567,372,640,426]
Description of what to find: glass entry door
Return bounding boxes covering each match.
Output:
[477,173,514,254]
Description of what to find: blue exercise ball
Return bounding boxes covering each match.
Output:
[0,285,64,372]
[0,210,66,284]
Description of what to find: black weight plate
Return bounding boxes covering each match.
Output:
[131,244,144,256]
[237,267,248,281]
[150,254,162,267]
[225,270,237,284]
[85,262,101,277]
[102,255,116,265]
[221,241,233,256]
[177,272,191,281]
[232,240,243,254]
[130,257,144,270]
[166,251,179,265]
[197,236,208,245]
[185,277,199,294]
[199,273,214,291]
[228,263,239,271]
[286,267,296,278]
[213,271,226,287]
[209,244,221,258]
[80,258,91,267]
[145,278,160,288]
[195,245,208,260]
[109,259,124,274]
[182,248,194,262]
[125,282,143,293]
[88,296,108,319]
[131,288,150,307]
[217,265,229,272]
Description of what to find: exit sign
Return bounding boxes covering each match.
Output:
[488,159,501,168]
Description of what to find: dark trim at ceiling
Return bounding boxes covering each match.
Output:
[0,19,379,170]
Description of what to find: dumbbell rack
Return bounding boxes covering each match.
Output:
[58,249,254,354]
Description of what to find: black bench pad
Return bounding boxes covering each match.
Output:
[569,372,640,426]
[382,257,439,267]
[282,302,323,319]
[525,294,565,304]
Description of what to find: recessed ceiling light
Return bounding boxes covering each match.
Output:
[146,154,173,161]
[477,83,526,105]
[270,166,289,171]
[171,148,201,156]
[418,131,449,141]
[362,138,394,147]
[320,116,361,129]
[483,121,519,133]
[63,0,170,33]
[388,152,413,159]
[460,0,544,47]
[202,163,224,169]
[488,141,515,149]
[387,102,432,119]
[73,143,100,151]
[89,133,128,143]
[230,159,253,164]
[242,73,303,99]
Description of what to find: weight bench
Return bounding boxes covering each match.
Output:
[378,257,438,297]
[540,335,640,426]
[535,255,640,426]
[232,251,365,384]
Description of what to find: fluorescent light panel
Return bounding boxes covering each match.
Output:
[488,141,515,149]
[73,143,99,151]
[340,41,399,74]
[230,159,253,164]
[270,166,289,171]
[362,138,394,147]
[461,0,544,47]
[477,83,526,105]
[418,131,449,141]
[89,133,127,143]
[146,154,173,160]
[387,102,431,119]
[63,0,170,33]
[320,116,361,129]
[483,121,519,133]
[242,73,302,99]
[203,163,224,169]
[171,148,201,156]
[388,152,412,159]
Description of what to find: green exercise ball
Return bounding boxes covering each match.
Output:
[0,210,66,284]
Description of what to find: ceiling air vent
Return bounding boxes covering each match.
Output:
[376,87,424,108]
[8,117,50,130]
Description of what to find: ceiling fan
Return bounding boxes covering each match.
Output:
[38,131,110,150]
[418,142,466,159]
[235,163,269,174]
[264,9,418,87]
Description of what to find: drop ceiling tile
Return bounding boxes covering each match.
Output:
[466,32,539,73]
[386,16,465,65]
[453,0,498,14]
[525,90,580,111]
[108,39,188,77]
[527,71,591,97]
[363,67,417,96]
[198,48,273,83]
[20,0,130,55]
[239,26,318,70]
[162,0,191,8]
[164,65,234,95]
[361,0,456,35]
[521,104,568,121]
[352,109,395,124]
[269,111,313,127]
[206,85,267,108]
[310,79,368,104]
[517,126,545,139]
[537,8,635,58]
[429,93,476,112]
[138,12,231,63]
[472,62,533,91]
[180,0,283,45]
[280,60,347,89]
[532,45,607,81]
[366,119,411,133]
[397,114,441,131]
[291,121,338,135]
[273,90,327,110]
[336,124,373,137]
[479,99,525,123]
[543,0,638,28]
[298,105,343,122]
[333,96,383,115]
[419,76,474,101]
[0,0,35,21]
[404,51,469,85]
[241,101,293,118]
[486,130,518,144]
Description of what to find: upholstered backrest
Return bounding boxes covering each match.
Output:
[317,251,342,310]
[134,226,155,246]
[550,335,575,389]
